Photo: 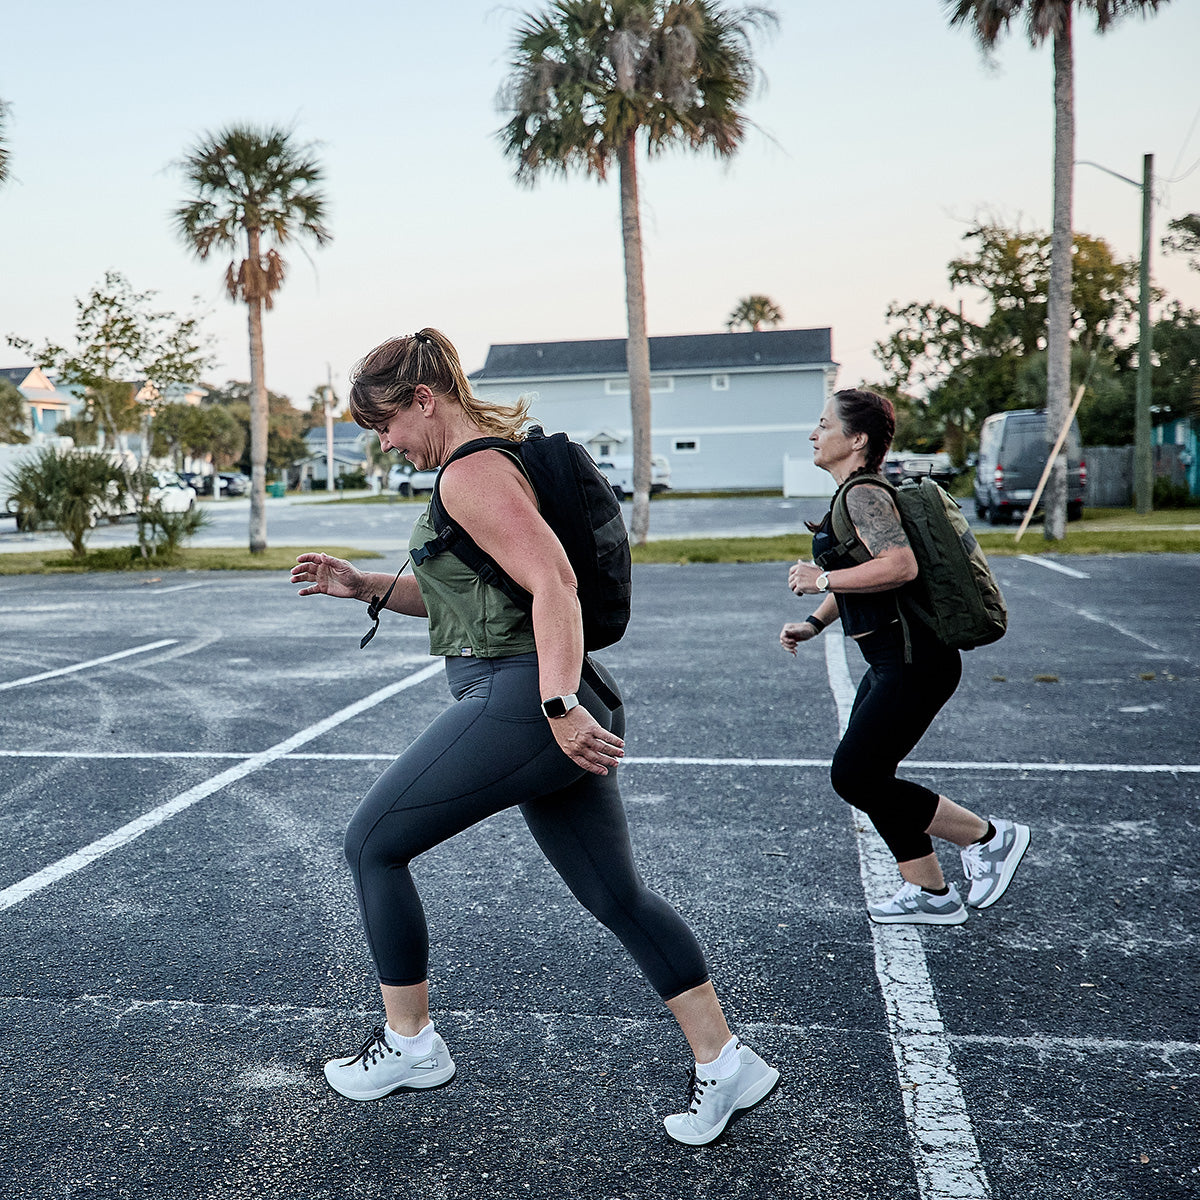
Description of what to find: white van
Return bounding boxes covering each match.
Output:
[593,454,671,500]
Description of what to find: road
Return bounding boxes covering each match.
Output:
[0,549,1196,1199]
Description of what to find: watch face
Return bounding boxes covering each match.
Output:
[542,696,568,718]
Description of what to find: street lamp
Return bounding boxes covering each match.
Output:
[1077,154,1154,513]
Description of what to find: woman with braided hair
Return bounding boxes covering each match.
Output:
[780,388,1029,925]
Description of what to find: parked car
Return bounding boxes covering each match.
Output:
[974,408,1086,525]
[883,452,957,488]
[93,471,197,522]
[388,464,439,495]
[217,471,250,497]
[593,454,671,500]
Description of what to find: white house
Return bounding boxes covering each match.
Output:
[468,328,839,493]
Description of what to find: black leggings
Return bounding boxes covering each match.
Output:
[343,652,709,1001]
[830,622,962,863]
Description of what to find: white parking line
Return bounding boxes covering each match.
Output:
[3,749,1196,773]
[0,639,177,691]
[1019,554,1090,578]
[0,661,443,912]
[824,633,991,1200]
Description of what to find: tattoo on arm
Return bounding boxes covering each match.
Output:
[846,486,911,557]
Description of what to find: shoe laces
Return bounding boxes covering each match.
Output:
[344,1026,393,1072]
[961,843,987,880]
[683,1066,715,1115]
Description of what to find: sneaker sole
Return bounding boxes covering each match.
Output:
[323,1060,456,1101]
[663,1068,781,1146]
[968,824,1031,909]
[868,907,968,926]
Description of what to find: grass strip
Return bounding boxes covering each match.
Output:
[0,546,383,576]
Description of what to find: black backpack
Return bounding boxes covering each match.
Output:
[816,474,1007,657]
[412,426,632,651]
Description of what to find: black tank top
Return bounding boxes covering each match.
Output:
[811,510,901,638]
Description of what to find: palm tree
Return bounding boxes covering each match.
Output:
[499,0,776,544]
[946,0,1168,539]
[726,294,782,332]
[0,99,10,187]
[173,124,331,553]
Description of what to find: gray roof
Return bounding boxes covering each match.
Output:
[304,421,367,446]
[469,328,833,382]
[0,367,34,387]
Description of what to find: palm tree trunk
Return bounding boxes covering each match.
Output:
[1044,10,1074,543]
[246,229,269,554]
[618,132,652,547]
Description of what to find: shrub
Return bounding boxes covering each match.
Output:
[3,447,126,558]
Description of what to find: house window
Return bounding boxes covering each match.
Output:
[711,374,729,391]
[597,443,613,457]
[604,375,675,395]
[673,438,699,454]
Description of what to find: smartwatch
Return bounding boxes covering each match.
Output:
[814,571,831,593]
[540,693,580,719]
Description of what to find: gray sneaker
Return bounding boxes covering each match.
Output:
[323,1025,456,1101]
[868,881,968,925]
[961,819,1030,909]
[662,1042,780,1146]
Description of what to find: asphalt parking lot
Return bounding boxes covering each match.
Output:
[0,529,1197,1199]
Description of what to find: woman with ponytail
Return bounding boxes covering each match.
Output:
[781,388,1029,926]
[292,329,778,1144]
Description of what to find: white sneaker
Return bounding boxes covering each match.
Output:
[868,881,968,926]
[662,1042,780,1146]
[961,818,1030,908]
[323,1026,456,1101]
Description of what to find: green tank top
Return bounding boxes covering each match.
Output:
[409,496,537,659]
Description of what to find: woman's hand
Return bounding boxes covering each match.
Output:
[789,559,824,596]
[549,708,625,776]
[292,552,363,600]
[780,622,819,655]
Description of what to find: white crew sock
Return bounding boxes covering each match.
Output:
[384,1020,435,1057]
[695,1035,741,1081]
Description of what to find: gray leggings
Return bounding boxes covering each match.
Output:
[343,652,709,1001]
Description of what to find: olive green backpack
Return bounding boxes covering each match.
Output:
[817,474,1007,658]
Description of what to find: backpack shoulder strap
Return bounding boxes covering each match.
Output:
[825,474,893,566]
[411,437,532,609]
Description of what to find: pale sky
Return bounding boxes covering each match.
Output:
[3,1,1198,410]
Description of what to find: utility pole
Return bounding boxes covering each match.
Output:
[1077,154,1154,513]
[324,363,335,493]
[1134,153,1154,514]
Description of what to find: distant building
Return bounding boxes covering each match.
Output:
[299,420,372,488]
[0,366,77,439]
[468,328,838,493]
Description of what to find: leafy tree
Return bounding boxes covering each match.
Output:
[1162,213,1200,273]
[947,0,1170,538]
[1148,302,1200,423]
[7,272,213,555]
[498,0,776,545]
[726,294,783,331]
[1014,346,1130,444]
[174,124,331,553]
[205,380,308,478]
[0,378,30,443]
[876,223,1140,457]
[7,271,213,453]
[3,446,125,557]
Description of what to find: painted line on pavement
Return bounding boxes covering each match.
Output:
[0,640,177,692]
[0,661,443,913]
[824,632,991,1200]
[2,749,1195,774]
[1018,554,1090,579]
